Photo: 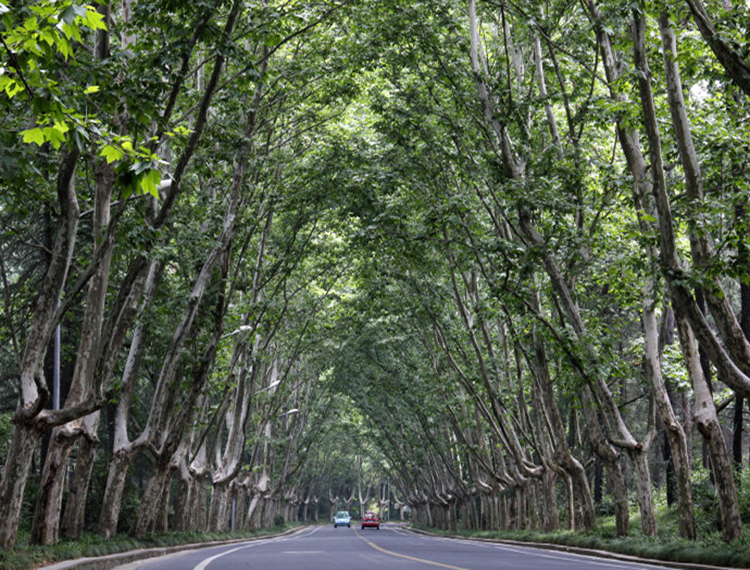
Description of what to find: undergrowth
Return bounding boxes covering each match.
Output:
[0,523,300,570]
[411,519,750,568]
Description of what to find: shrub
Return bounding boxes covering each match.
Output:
[692,467,721,535]
[736,466,750,523]
[0,413,12,467]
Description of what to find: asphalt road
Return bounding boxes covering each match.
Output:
[112,523,679,570]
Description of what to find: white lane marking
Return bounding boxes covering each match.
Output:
[494,543,666,569]
[192,543,260,570]
[191,533,295,570]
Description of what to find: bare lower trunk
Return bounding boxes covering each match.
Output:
[31,434,76,544]
[1,425,44,547]
[236,485,246,529]
[262,498,275,528]
[643,295,695,539]
[245,493,264,529]
[155,478,172,533]
[515,485,526,530]
[98,451,136,537]
[629,449,657,536]
[579,388,629,536]
[132,462,173,537]
[541,470,560,531]
[0,149,81,550]
[184,475,209,531]
[61,436,99,539]
[174,474,193,532]
[676,313,742,541]
[209,482,232,531]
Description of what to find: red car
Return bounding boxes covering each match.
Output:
[361,511,380,530]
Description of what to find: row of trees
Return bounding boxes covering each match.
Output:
[325,0,750,544]
[0,0,377,549]
[2,0,750,551]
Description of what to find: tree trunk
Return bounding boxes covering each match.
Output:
[675,313,743,541]
[641,285,695,539]
[155,476,172,533]
[131,462,173,537]
[33,152,116,544]
[209,482,232,532]
[174,470,193,532]
[98,450,136,537]
[579,389,629,536]
[0,148,81,549]
[31,434,76,544]
[236,485,246,529]
[1,424,45,547]
[629,448,657,536]
[684,0,750,97]
[60,434,99,539]
[737,396,747,470]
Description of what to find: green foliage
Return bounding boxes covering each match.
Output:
[0,525,304,570]
[0,413,11,467]
[692,467,721,536]
[412,524,750,568]
[736,467,750,524]
[0,0,162,195]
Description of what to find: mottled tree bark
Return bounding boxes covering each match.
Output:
[0,148,81,549]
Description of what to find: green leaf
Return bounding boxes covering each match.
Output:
[84,85,100,94]
[5,79,24,98]
[39,29,56,46]
[21,127,46,146]
[42,121,69,149]
[60,5,81,25]
[84,8,107,31]
[139,169,162,197]
[100,144,124,164]
[23,17,38,32]
[56,37,72,59]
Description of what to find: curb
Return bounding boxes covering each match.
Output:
[39,526,304,570]
[406,526,738,570]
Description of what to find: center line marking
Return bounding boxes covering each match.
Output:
[355,531,470,570]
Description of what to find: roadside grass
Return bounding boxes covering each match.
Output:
[0,523,302,570]
[411,512,750,569]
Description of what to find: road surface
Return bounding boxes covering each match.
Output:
[113,523,679,570]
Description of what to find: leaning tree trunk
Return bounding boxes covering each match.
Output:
[31,434,78,544]
[0,148,81,549]
[579,388,629,536]
[684,0,750,97]
[1,423,48,548]
[675,313,743,541]
[98,449,138,537]
[657,8,741,540]
[60,428,99,539]
[209,482,233,532]
[528,299,594,531]
[583,0,697,537]
[131,459,174,537]
[641,276,695,539]
[33,157,115,545]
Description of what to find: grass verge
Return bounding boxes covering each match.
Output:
[409,523,750,568]
[0,523,303,570]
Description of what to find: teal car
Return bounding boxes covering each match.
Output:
[333,511,351,528]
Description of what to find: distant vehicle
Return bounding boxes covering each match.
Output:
[333,511,351,528]
[361,511,380,530]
